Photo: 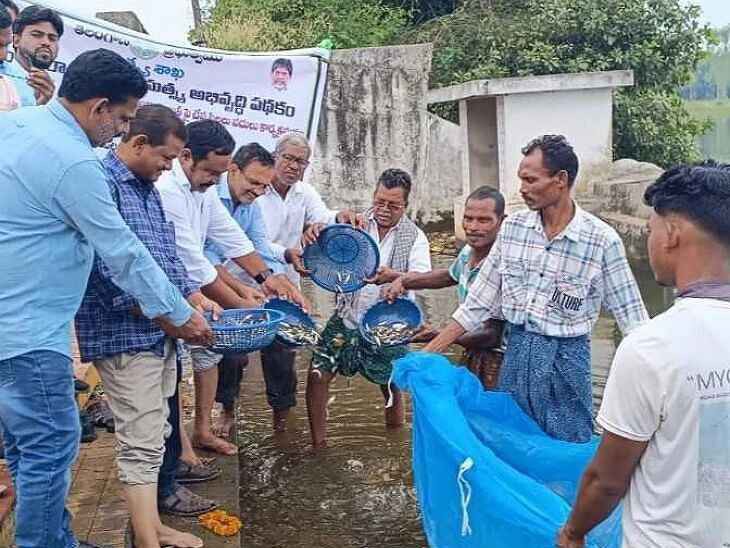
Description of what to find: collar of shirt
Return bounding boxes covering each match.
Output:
[104,151,153,194]
[265,181,304,201]
[367,212,406,243]
[524,202,584,243]
[48,99,93,148]
[170,159,193,192]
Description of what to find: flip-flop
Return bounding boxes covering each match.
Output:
[158,486,218,517]
[177,460,221,484]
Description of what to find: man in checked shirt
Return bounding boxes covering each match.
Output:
[426,135,648,442]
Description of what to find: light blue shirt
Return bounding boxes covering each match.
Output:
[0,99,193,361]
[0,59,37,107]
[204,175,286,274]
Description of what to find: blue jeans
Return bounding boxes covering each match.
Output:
[0,351,80,548]
[158,355,182,499]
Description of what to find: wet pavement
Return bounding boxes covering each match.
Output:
[236,258,674,548]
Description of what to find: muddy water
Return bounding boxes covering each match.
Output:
[237,257,673,548]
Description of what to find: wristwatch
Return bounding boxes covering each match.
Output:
[254,269,273,284]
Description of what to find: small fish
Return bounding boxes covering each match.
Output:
[365,322,417,347]
[278,322,322,346]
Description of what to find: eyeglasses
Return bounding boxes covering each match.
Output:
[373,199,406,212]
[280,153,310,169]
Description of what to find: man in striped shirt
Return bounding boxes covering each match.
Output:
[426,135,648,442]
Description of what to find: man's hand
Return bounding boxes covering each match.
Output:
[336,209,366,229]
[236,284,266,308]
[555,527,585,548]
[261,274,310,311]
[301,223,326,247]
[410,324,439,344]
[383,276,407,302]
[27,69,55,105]
[188,291,223,320]
[158,310,214,346]
[285,248,311,276]
[365,266,399,286]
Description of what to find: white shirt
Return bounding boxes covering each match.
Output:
[340,216,431,329]
[157,161,254,286]
[598,297,730,548]
[256,181,338,284]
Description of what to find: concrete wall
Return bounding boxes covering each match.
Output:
[309,44,463,225]
[591,159,664,260]
[499,88,614,208]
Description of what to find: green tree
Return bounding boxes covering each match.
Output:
[411,0,714,166]
[195,0,407,51]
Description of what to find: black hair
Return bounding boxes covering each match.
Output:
[271,58,293,76]
[466,185,506,217]
[0,0,17,19]
[0,6,10,29]
[58,49,147,105]
[13,5,64,37]
[122,104,186,147]
[521,134,579,187]
[186,120,235,163]
[377,168,412,201]
[644,160,730,249]
[233,142,274,170]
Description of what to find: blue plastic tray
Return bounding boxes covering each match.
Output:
[207,308,285,354]
[302,224,380,293]
[359,298,423,347]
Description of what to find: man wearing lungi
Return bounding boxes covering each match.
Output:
[426,135,648,442]
[305,169,432,449]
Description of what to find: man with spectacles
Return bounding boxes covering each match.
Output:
[304,168,432,449]
[255,132,360,432]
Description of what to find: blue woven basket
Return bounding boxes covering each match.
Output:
[359,298,423,347]
[208,308,285,354]
[302,224,380,293]
[265,298,318,347]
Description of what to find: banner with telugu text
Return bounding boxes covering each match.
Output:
[15,1,330,150]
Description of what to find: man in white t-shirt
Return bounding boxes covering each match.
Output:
[558,161,730,548]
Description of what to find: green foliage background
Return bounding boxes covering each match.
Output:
[197,0,715,167]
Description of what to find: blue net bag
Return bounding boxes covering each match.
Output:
[392,352,622,548]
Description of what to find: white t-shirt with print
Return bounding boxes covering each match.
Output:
[598,297,730,548]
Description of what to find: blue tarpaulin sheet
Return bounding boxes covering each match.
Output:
[392,352,622,548]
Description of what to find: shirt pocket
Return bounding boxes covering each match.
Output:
[548,274,590,320]
[498,259,527,305]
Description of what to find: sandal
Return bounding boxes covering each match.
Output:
[176,460,221,484]
[158,485,218,517]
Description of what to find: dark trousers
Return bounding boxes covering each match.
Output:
[215,353,249,412]
[259,341,297,411]
[158,357,182,498]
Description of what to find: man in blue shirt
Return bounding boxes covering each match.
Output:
[205,142,287,438]
[10,6,60,106]
[76,105,221,548]
[0,49,212,548]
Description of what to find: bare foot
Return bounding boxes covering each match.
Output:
[273,409,290,432]
[212,412,234,439]
[158,523,203,548]
[192,433,237,456]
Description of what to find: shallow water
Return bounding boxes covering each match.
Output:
[237,257,673,548]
